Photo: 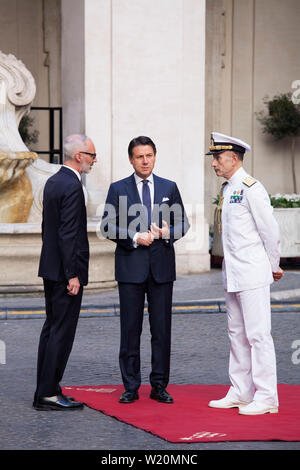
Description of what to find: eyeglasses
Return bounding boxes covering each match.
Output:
[79,151,97,158]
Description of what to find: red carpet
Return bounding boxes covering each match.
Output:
[63,384,300,443]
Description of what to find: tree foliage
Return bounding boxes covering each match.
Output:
[256,93,300,140]
[256,92,300,193]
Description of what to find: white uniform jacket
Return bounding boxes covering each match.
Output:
[221,167,280,292]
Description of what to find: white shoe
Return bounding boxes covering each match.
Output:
[238,401,278,415]
[208,396,250,409]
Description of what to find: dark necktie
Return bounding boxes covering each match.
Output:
[142,179,151,229]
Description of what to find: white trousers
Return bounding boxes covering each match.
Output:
[225,285,278,407]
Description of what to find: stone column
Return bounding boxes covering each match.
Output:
[61,0,111,217]
[84,0,113,217]
[61,0,85,137]
[61,0,116,289]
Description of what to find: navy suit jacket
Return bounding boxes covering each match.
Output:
[101,173,189,283]
[38,166,89,286]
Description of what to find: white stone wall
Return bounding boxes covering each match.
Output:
[205,0,300,227]
[61,0,210,273]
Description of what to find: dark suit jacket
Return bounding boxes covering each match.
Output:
[101,173,189,283]
[38,166,89,286]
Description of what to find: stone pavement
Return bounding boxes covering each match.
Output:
[0,268,300,453]
[0,268,300,319]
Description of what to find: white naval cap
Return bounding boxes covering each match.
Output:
[206,132,251,155]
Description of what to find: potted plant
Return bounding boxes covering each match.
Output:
[256,93,300,258]
[256,92,300,194]
[269,194,300,258]
[210,193,224,264]
[211,193,300,259]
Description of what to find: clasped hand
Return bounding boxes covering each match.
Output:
[136,220,170,246]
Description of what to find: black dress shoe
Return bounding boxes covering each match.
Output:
[119,390,139,404]
[61,393,81,404]
[150,387,174,403]
[33,395,84,411]
[56,387,78,402]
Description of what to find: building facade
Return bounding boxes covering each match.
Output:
[0,0,299,286]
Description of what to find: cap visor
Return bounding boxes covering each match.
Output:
[205,150,223,156]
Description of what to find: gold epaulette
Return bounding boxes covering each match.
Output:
[242,176,257,187]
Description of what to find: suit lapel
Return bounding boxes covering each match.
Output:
[153,174,164,206]
[126,173,149,227]
[125,174,142,204]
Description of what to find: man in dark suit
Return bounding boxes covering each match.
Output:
[101,136,189,404]
[33,134,97,411]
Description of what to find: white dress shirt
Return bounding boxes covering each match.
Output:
[134,172,154,208]
[221,167,280,292]
[133,173,154,246]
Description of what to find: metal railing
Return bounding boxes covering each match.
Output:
[31,107,63,164]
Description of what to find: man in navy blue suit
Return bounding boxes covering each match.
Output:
[33,134,97,411]
[101,136,189,404]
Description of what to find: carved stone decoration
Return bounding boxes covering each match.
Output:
[0,51,37,151]
[0,151,37,223]
[26,158,61,222]
[0,51,38,222]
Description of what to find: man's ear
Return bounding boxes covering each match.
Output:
[231,152,239,163]
[74,151,82,163]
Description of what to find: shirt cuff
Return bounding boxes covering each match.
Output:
[132,232,139,248]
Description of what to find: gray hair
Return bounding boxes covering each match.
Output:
[63,134,90,161]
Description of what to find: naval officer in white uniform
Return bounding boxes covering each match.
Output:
[207,132,284,415]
